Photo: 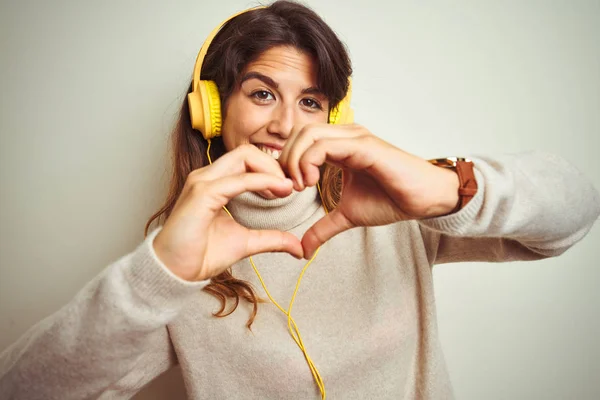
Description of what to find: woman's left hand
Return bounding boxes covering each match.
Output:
[278,123,461,258]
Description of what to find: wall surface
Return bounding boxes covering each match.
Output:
[1,1,598,399]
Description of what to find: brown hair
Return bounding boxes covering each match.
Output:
[145,0,352,329]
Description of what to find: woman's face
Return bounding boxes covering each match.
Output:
[221,45,330,160]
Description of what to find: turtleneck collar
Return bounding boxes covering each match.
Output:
[226,186,323,231]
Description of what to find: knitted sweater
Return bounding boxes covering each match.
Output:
[1,151,598,399]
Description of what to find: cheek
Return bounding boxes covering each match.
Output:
[305,104,330,125]
[221,99,266,151]
[315,110,329,124]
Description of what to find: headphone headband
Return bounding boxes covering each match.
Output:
[192,6,266,91]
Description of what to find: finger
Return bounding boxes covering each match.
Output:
[278,125,307,189]
[282,125,363,190]
[301,209,353,259]
[194,144,285,182]
[245,229,304,259]
[279,123,311,165]
[299,136,377,187]
[281,124,329,190]
[206,173,293,207]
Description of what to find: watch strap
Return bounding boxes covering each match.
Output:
[455,160,477,210]
[428,157,478,212]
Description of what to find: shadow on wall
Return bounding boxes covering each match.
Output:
[134,366,187,400]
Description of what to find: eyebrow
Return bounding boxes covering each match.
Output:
[240,71,326,98]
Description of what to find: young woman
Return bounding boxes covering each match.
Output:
[1,1,598,399]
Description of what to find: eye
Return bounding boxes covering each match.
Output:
[301,98,323,110]
[251,90,275,102]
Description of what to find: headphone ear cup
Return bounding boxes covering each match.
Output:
[328,104,340,125]
[342,106,354,125]
[187,80,222,139]
[328,97,354,125]
[188,89,204,132]
[328,79,354,125]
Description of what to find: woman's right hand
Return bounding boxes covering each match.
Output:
[152,144,303,282]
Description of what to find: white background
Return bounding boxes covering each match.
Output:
[1,0,599,399]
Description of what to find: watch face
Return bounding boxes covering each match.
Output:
[428,157,472,168]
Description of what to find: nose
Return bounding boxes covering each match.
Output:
[266,102,294,139]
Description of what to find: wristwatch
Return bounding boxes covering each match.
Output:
[428,157,478,212]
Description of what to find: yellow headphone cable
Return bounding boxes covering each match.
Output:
[206,139,327,399]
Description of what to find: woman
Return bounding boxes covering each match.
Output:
[1,1,598,399]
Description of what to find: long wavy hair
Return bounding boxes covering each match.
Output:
[145,0,352,329]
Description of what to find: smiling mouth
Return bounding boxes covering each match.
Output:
[255,144,281,160]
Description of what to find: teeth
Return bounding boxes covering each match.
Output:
[257,145,281,160]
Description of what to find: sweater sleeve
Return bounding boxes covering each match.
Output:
[97,325,177,399]
[418,150,600,265]
[0,227,209,400]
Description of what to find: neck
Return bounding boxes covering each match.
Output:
[226,186,322,231]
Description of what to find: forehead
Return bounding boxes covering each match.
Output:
[242,46,318,87]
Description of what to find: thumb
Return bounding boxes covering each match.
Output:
[301,209,353,259]
[244,229,304,259]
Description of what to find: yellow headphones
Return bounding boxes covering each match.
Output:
[187,6,354,140]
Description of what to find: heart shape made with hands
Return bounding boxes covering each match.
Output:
[153,124,460,283]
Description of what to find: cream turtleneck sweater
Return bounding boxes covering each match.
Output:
[1,151,599,399]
